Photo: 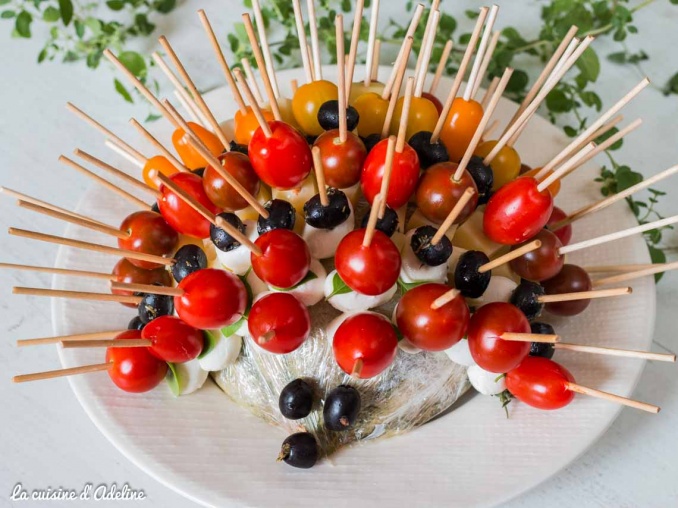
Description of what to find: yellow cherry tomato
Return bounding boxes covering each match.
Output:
[292,80,338,136]
[439,98,484,162]
[524,166,561,197]
[474,140,522,190]
[352,92,389,137]
[171,122,224,170]
[234,107,275,145]
[349,81,385,104]
[142,155,180,189]
[389,96,439,139]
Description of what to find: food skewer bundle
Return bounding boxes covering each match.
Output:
[5,2,677,469]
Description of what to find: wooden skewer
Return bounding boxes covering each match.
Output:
[560,214,678,255]
[430,288,461,310]
[110,281,183,297]
[431,7,489,143]
[382,3,425,99]
[58,155,152,210]
[17,200,129,240]
[414,10,440,98]
[471,30,501,99]
[174,88,209,127]
[66,103,147,165]
[454,67,514,182]
[345,0,365,100]
[501,332,560,343]
[336,15,348,143]
[396,77,416,153]
[290,79,299,94]
[351,357,364,377]
[565,382,659,413]
[62,339,151,349]
[552,158,676,232]
[371,39,381,81]
[233,69,273,139]
[378,136,397,218]
[197,9,247,114]
[413,1,440,96]
[578,114,624,149]
[534,78,650,180]
[306,45,316,81]
[463,4,499,102]
[592,260,678,288]
[536,142,596,192]
[482,119,500,140]
[311,147,329,207]
[250,0,280,98]
[0,262,113,281]
[555,343,675,362]
[128,118,188,173]
[72,149,161,198]
[241,58,265,106]
[362,194,384,248]
[479,76,500,110]
[13,287,142,305]
[104,139,145,169]
[13,361,113,384]
[8,228,174,266]
[537,286,631,303]
[381,37,414,139]
[430,187,476,245]
[585,264,657,274]
[429,40,453,95]
[478,239,541,274]
[306,0,322,81]
[364,0,381,87]
[17,330,126,347]
[291,0,313,84]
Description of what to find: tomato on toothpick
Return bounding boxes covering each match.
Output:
[118,210,179,269]
[415,162,478,224]
[106,330,168,393]
[234,106,275,145]
[474,140,522,190]
[142,155,179,190]
[313,130,366,189]
[422,91,443,115]
[251,229,311,289]
[202,151,260,211]
[546,206,573,246]
[333,312,398,379]
[111,258,172,308]
[506,356,575,410]
[141,315,204,363]
[542,264,592,316]
[248,293,311,354]
[439,98,484,162]
[172,122,224,170]
[389,96,439,140]
[509,229,564,282]
[292,80,338,136]
[352,92,389,137]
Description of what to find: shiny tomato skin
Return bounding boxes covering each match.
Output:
[248,293,311,354]
[111,258,172,308]
[251,229,311,289]
[202,151,260,211]
[141,315,204,363]
[333,312,398,379]
[439,98,484,162]
[506,356,575,410]
[415,162,478,224]
[395,283,470,351]
[142,155,179,189]
[546,206,573,246]
[335,229,401,296]
[361,138,420,209]
[542,264,592,316]
[467,302,531,373]
[313,129,367,189]
[175,268,248,330]
[249,121,313,190]
[234,107,275,145]
[509,229,564,282]
[106,330,168,393]
[483,176,554,245]
[171,122,224,170]
[158,172,221,239]
[118,211,179,269]
[422,92,444,116]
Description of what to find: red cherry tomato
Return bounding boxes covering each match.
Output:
[483,176,554,245]
[395,283,470,351]
[542,264,592,316]
[202,151,260,211]
[335,229,401,296]
[361,138,420,209]
[467,302,531,373]
[333,312,398,379]
[415,162,479,224]
[439,98,484,162]
[175,268,248,330]
[422,92,444,116]
[158,172,221,239]
[141,315,204,363]
[251,229,311,289]
[506,356,575,410]
[313,130,367,189]
[106,330,168,393]
[111,258,172,308]
[172,122,224,170]
[118,211,179,269]
[509,229,564,282]
[248,293,311,354]
[249,121,312,190]
[546,206,572,246]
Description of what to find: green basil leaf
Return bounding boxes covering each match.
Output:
[1,10,15,18]
[15,11,32,38]
[221,316,246,338]
[199,330,220,359]
[58,0,73,26]
[118,50,147,79]
[165,362,181,396]
[648,245,666,283]
[43,6,60,22]
[272,270,318,291]
[114,78,133,103]
[575,47,600,83]
[327,271,352,299]
[106,0,124,11]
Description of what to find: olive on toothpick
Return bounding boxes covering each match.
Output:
[257,199,296,235]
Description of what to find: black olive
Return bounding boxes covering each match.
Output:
[278,432,319,469]
[127,316,145,330]
[150,201,160,213]
[323,385,361,431]
[191,167,206,178]
[410,225,452,267]
[137,286,174,324]
[454,250,491,298]
[510,280,545,321]
[257,199,296,235]
[171,244,208,282]
[279,379,314,420]
[529,322,556,359]
[360,204,399,237]
[466,156,494,205]
[229,140,249,155]
[408,131,449,169]
[211,212,246,252]
[317,100,361,132]
[304,134,318,145]
[303,188,351,230]
[361,133,382,154]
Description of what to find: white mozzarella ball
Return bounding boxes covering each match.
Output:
[467,364,507,395]
[324,270,397,312]
[302,202,355,260]
[399,229,448,284]
[198,331,243,371]
[172,359,209,396]
[268,258,327,307]
[447,246,469,279]
[444,338,476,367]
[469,275,518,306]
[214,219,258,275]
[245,268,268,301]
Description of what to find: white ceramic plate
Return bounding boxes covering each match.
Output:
[52,66,655,507]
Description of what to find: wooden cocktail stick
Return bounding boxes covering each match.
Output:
[565,382,659,413]
[250,0,280,97]
[381,37,414,139]
[478,239,541,274]
[233,69,273,138]
[500,332,560,343]
[430,288,461,310]
[66,102,147,165]
[362,194,384,248]
[61,339,151,349]
[311,147,329,207]
[395,77,416,153]
[17,330,126,347]
[13,287,142,305]
[351,358,364,377]
[363,0,381,87]
[371,39,381,81]
[430,187,476,246]
[128,118,188,173]
[336,14,348,143]
[291,0,313,84]
[345,0,365,100]
[104,139,144,169]
[0,262,113,281]
[585,264,657,274]
[290,79,299,94]
[554,343,675,362]
[479,76,500,110]
[463,4,499,102]
[471,30,501,99]
[241,58,265,106]
[536,142,596,192]
[13,362,113,384]
[413,2,440,96]
[110,281,183,297]
[576,114,624,150]
[8,228,174,266]
[173,88,209,127]
[537,286,631,303]
[306,0,322,81]
[428,39,453,95]
[592,260,678,288]
[377,136,397,218]
[382,3,425,99]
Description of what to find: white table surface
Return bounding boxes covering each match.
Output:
[1,1,677,506]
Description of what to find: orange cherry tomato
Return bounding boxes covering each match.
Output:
[292,80,338,136]
[142,155,179,189]
[389,96,439,140]
[171,122,224,170]
[474,140,522,190]
[234,107,275,146]
[439,98,484,162]
[523,166,561,197]
[352,92,389,137]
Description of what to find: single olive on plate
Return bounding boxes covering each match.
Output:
[323,385,361,431]
[279,378,314,420]
[277,432,319,469]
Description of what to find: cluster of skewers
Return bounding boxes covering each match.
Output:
[5,0,678,466]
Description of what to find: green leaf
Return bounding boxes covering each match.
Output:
[199,330,220,359]
[118,50,147,79]
[58,0,73,26]
[563,125,578,137]
[114,78,133,103]
[648,245,666,282]
[607,51,627,64]
[575,47,600,83]
[0,0,11,5]
[144,113,161,122]
[15,11,32,37]
[595,126,623,150]
[341,0,350,12]
[327,271,352,299]
[221,316,246,338]
[1,10,15,18]
[165,362,181,396]
[397,278,426,295]
[154,0,176,14]
[506,69,528,93]
[106,0,124,11]
[134,13,155,36]
[86,50,102,68]
[43,6,60,22]
[37,48,48,63]
[663,72,678,96]
[83,17,101,35]
[615,166,643,192]
[546,89,572,113]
